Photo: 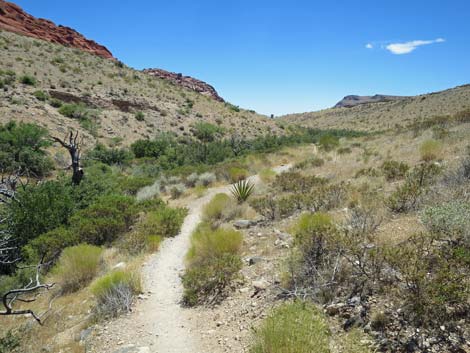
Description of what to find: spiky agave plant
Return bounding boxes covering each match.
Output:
[231,179,255,203]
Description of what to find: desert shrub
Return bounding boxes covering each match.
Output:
[337,146,352,154]
[274,171,327,193]
[136,180,160,201]
[385,233,469,326]
[294,156,325,170]
[23,227,77,263]
[169,183,186,199]
[58,103,98,122]
[421,201,470,244]
[387,163,441,213]
[318,134,339,151]
[419,139,442,162]
[381,160,409,181]
[0,121,53,176]
[91,270,141,319]
[231,179,255,203]
[139,207,186,238]
[259,168,276,183]
[197,172,216,187]
[250,301,330,353]
[203,193,238,224]
[183,225,243,306]
[192,122,223,143]
[70,194,137,245]
[32,90,48,101]
[228,167,249,182]
[119,176,154,195]
[250,195,278,220]
[185,173,199,187]
[87,143,133,166]
[284,213,340,300]
[53,244,103,293]
[354,167,380,178]
[0,330,20,353]
[49,98,63,108]
[134,111,145,121]
[8,180,75,248]
[182,253,241,307]
[19,74,36,86]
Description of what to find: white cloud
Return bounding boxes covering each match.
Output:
[385,38,445,55]
[365,43,374,49]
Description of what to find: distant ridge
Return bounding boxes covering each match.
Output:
[334,94,408,108]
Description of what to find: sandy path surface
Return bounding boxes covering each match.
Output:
[89,165,290,353]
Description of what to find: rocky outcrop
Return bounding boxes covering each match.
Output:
[335,94,408,108]
[0,0,114,59]
[143,68,224,102]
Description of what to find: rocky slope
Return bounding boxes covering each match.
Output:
[334,94,407,108]
[0,0,114,59]
[143,68,224,102]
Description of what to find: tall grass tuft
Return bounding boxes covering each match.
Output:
[250,301,330,353]
[53,244,103,293]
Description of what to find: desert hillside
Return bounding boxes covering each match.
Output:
[0,30,282,148]
[281,84,470,131]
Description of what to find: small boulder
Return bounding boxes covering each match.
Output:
[233,220,253,229]
[252,279,269,291]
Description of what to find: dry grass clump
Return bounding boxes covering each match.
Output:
[53,244,103,293]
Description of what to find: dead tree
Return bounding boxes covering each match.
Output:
[52,131,84,185]
[0,258,55,324]
[0,172,54,324]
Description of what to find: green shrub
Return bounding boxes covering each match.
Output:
[8,180,75,249]
[187,225,243,265]
[53,244,103,293]
[381,160,409,181]
[70,194,137,245]
[0,121,53,176]
[119,176,154,195]
[318,134,339,151]
[49,98,63,108]
[231,179,255,203]
[23,227,77,263]
[0,330,20,353]
[202,193,237,224]
[182,254,242,307]
[250,301,330,353]
[419,139,442,162]
[140,207,186,238]
[32,90,48,101]
[87,143,133,166]
[91,270,141,319]
[58,103,98,121]
[134,111,145,121]
[19,74,36,86]
[183,225,243,305]
[228,167,249,182]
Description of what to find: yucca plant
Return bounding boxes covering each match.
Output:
[231,179,255,203]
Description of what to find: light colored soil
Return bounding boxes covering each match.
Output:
[87,165,290,353]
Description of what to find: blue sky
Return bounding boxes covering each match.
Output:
[13,0,470,115]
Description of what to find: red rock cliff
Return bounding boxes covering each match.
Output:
[0,0,114,59]
[143,68,224,102]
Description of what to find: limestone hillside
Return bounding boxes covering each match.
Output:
[281,84,470,131]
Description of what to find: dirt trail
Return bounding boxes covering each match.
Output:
[89,165,290,353]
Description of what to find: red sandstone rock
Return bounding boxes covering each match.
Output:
[0,0,114,59]
[143,68,224,102]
